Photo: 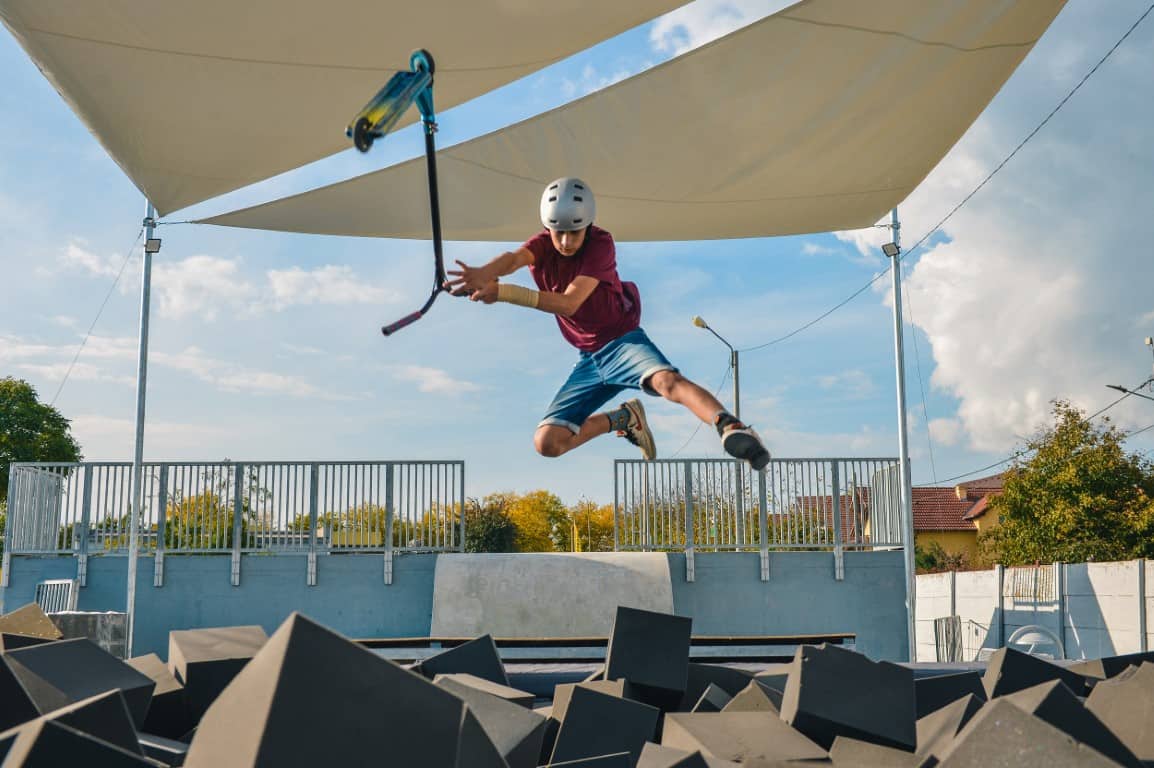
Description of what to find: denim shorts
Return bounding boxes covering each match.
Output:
[539,328,678,434]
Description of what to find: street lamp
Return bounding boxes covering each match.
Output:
[692,316,740,419]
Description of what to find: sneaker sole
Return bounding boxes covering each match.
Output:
[623,399,657,460]
[723,432,771,471]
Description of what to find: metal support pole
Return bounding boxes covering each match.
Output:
[126,201,157,659]
[154,465,167,587]
[307,464,319,587]
[1138,558,1147,653]
[77,464,92,587]
[758,469,770,581]
[995,563,1006,648]
[231,463,244,586]
[887,206,917,662]
[384,464,395,585]
[831,462,844,581]
[684,461,695,583]
[731,349,741,420]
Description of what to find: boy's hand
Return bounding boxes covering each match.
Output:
[444,260,492,295]
[470,280,499,304]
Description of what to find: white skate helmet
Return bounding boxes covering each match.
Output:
[540,177,595,231]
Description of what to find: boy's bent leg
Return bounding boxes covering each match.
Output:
[647,370,771,471]
[644,370,726,423]
[534,417,611,458]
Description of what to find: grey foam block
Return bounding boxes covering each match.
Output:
[1001,679,1140,767]
[1085,661,1154,765]
[780,644,916,751]
[662,712,828,763]
[435,672,535,708]
[167,625,267,724]
[552,679,630,723]
[551,685,660,766]
[183,612,503,768]
[127,653,190,740]
[677,663,754,711]
[435,673,548,768]
[637,742,740,767]
[752,662,791,693]
[0,658,41,731]
[981,647,1087,699]
[915,693,983,760]
[690,684,731,713]
[1068,651,1154,685]
[2,638,155,728]
[605,606,692,710]
[829,735,920,767]
[936,699,1120,767]
[419,634,509,687]
[546,754,631,767]
[32,690,142,755]
[138,732,188,767]
[914,671,987,718]
[0,719,153,766]
[0,634,55,652]
[0,604,63,641]
[720,679,782,714]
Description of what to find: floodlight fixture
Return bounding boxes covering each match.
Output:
[881,242,900,258]
[145,238,162,254]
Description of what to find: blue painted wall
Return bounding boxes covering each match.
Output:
[3,553,436,658]
[3,550,907,661]
[669,550,908,661]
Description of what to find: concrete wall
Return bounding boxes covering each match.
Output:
[3,549,910,662]
[670,551,908,662]
[916,559,1152,662]
[1,553,436,657]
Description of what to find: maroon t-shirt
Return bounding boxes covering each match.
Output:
[523,226,641,352]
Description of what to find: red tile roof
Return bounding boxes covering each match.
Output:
[911,487,978,531]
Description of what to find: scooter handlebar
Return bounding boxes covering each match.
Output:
[381,310,424,336]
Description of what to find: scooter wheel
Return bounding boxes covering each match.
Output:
[352,117,374,152]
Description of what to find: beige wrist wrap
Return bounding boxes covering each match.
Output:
[497,283,541,308]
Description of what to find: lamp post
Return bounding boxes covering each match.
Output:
[693,316,745,548]
[692,316,740,419]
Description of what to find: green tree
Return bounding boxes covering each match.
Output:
[507,490,568,552]
[916,541,970,574]
[979,400,1154,566]
[0,377,82,501]
[568,498,615,552]
[463,495,517,553]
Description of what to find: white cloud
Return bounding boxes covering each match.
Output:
[835,3,1154,452]
[51,246,393,321]
[155,346,348,400]
[266,265,394,310]
[152,255,255,320]
[801,243,837,257]
[649,0,792,56]
[394,365,481,395]
[561,63,644,99]
[15,362,134,387]
[929,418,963,447]
[818,369,876,400]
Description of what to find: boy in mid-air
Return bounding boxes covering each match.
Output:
[445,177,771,470]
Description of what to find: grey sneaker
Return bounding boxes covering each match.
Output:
[722,424,771,471]
[618,399,657,460]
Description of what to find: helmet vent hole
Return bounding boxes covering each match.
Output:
[573,196,583,202]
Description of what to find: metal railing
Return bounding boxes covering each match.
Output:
[613,458,903,580]
[4,460,465,559]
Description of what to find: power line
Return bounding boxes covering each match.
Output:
[51,229,143,407]
[935,380,1153,485]
[738,2,1154,355]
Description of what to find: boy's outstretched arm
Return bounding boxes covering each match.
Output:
[444,247,533,294]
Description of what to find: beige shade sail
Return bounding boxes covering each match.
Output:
[202,0,1066,242]
[0,0,687,216]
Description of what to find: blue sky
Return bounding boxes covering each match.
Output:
[2,0,1152,506]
